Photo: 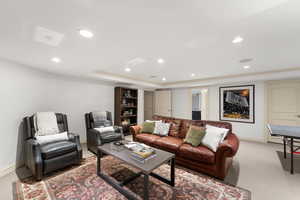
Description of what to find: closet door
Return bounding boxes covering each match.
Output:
[267,80,300,143]
[154,90,172,117]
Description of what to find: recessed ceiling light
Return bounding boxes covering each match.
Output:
[162,77,166,81]
[125,67,131,72]
[51,57,61,63]
[157,58,165,64]
[191,73,195,77]
[243,65,250,69]
[79,29,94,38]
[232,36,243,44]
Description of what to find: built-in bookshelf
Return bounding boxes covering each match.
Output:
[114,87,138,135]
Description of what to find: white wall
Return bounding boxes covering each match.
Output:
[208,81,266,142]
[137,89,144,124]
[170,82,266,142]
[0,60,114,172]
[171,88,192,119]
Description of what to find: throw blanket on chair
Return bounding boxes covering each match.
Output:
[34,112,69,144]
[34,112,59,136]
[92,111,112,127]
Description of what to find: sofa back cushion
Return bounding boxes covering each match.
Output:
[201,120,232,133]
[153,115,165,121]
[153,115,182,137]
[165,119,181,137]
[179,120,203,139]
[152,115,232,140]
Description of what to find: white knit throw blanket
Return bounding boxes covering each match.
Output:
[34,112,59,136]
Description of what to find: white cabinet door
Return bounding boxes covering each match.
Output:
[154,90,172,117]
[267,80,300,143]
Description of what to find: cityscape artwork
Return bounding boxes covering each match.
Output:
[219,85,255,123]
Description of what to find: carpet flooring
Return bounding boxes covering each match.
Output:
[13,156,250,200]
[1,141,300,200]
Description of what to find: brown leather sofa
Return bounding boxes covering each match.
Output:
[130,115,239,180]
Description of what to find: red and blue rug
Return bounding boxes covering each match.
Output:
[14,156,250,200]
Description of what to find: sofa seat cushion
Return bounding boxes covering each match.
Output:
[153,136,184,153]
[135,133,161,145]
[178,143,215,164]
[40,141,77,160]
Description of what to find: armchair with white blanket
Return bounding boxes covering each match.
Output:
[24,112,82,180]
[85,111,123,154]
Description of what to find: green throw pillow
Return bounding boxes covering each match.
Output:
[184,125,206,147]
[141,121,155,133]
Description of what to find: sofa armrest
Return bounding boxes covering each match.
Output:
[130,125,142,141]
[68,132,83,160]
[216,133,239,158]
[25,139,43,180]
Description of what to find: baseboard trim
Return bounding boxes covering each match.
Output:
[0,164,15,178]
[239,137,267,143]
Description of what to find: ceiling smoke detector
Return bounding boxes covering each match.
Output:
[34,26,64,46]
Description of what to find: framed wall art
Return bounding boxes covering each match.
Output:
[219,85,255,123]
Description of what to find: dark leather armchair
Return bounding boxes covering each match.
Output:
[85,111,123,154]
[24,113,82,180]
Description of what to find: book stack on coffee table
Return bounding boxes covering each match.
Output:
[124,142,156,163]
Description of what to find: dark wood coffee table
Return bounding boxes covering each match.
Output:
[97,141,175,200]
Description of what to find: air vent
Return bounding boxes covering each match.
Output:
[239,58,253,63]
[34,26,64,46]
[149,75,157,78]
[126,57,146,67]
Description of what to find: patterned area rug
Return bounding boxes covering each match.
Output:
[13,156,251,200]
